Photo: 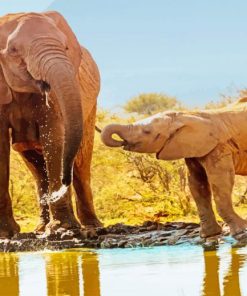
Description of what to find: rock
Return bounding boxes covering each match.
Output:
[142,221,156,228]
[175,229,189,237]
[194,237,206,245]
[202,239,219,251]
[100,238,118,248]
[95,227,108,236]
[106,223,136,234]
[12,232,36,240]
[167,235,180,245]
[185,223,199,230]
[47,240,77,250]
[79,228,98,239]
[233,230,247,242]
[117,240,127,248]
[0,221,240,252]
[60,230,75,240]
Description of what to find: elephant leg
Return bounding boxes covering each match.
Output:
[202,145,247,237]
[38,105,80,232]
[19,150,50,233]
[185,158,222,238]
[73,162,102,227]
[73,109,102,227]
[0,122,20,237]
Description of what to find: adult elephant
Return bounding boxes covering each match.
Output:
[0,11,101,237]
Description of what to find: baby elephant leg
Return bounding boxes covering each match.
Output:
[202,146,247,237]
[185,158,222,238]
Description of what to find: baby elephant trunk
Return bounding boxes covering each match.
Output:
[101,124,129,147]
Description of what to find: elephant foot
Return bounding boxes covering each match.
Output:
[202,234,222,251]
[83,219,103,228]
[228,217,247,237]
[45,216,81,237]
[34,204,50,234]
[34,221,47,234]
[232,229,247,242]
[0,216,20,238]
[79,225,101,239]
[78,213,103,228]
[200,222,222,238]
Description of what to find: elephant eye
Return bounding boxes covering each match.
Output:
[8,46,18,56]
[143,129,151,135]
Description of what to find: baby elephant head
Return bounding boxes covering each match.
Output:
[101,111,219,160]
[101,112,184,155]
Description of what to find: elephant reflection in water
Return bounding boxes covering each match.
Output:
[0,251,100,296]
[81,252,101,296]
[0,253,19,296]
[44,252,101,296]
[203,249,247,296]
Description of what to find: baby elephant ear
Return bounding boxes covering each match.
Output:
[0,67,12,105]
[158,114,219,160]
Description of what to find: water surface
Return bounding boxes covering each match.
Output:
[0,244,246,296]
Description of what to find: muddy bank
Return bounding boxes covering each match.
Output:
[0,221,244,252]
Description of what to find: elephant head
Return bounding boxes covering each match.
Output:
[101,112,220,159]
[0,12,83,186]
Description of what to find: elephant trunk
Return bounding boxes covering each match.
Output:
[28,43,82,186]
[101,124,129,147]
[45,64,82,186]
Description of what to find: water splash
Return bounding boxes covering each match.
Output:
[49,185,68,204]
[40,193,49,205]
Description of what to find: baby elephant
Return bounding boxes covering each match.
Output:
[101,98,247,240]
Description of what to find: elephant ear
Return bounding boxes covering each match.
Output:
[0,13,23,49]
[44,11,82,71]
[0,14,23,105]
[158,114,219,160]
[0,66,12,104]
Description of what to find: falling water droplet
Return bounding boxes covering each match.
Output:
[49,185,68,204]
[40,193,48,205]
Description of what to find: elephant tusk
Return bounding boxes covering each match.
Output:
[45,91,50,108]
[36,80,51,108]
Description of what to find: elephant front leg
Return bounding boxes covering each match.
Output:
[186,158,222,238]
[73,156,102,228]
[20,150,50,233]
[0,122,20,237]
[39,106,80,233]
[47,187,81,234]
[202,146,247,239]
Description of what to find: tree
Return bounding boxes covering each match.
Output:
[124,93,181,115]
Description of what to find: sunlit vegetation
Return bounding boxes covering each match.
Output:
[204,89,247,110]
[10,152,39,230]
[10,93,247,230]
[123,93,182,115]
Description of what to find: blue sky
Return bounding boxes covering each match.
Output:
[1,1,247,109]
